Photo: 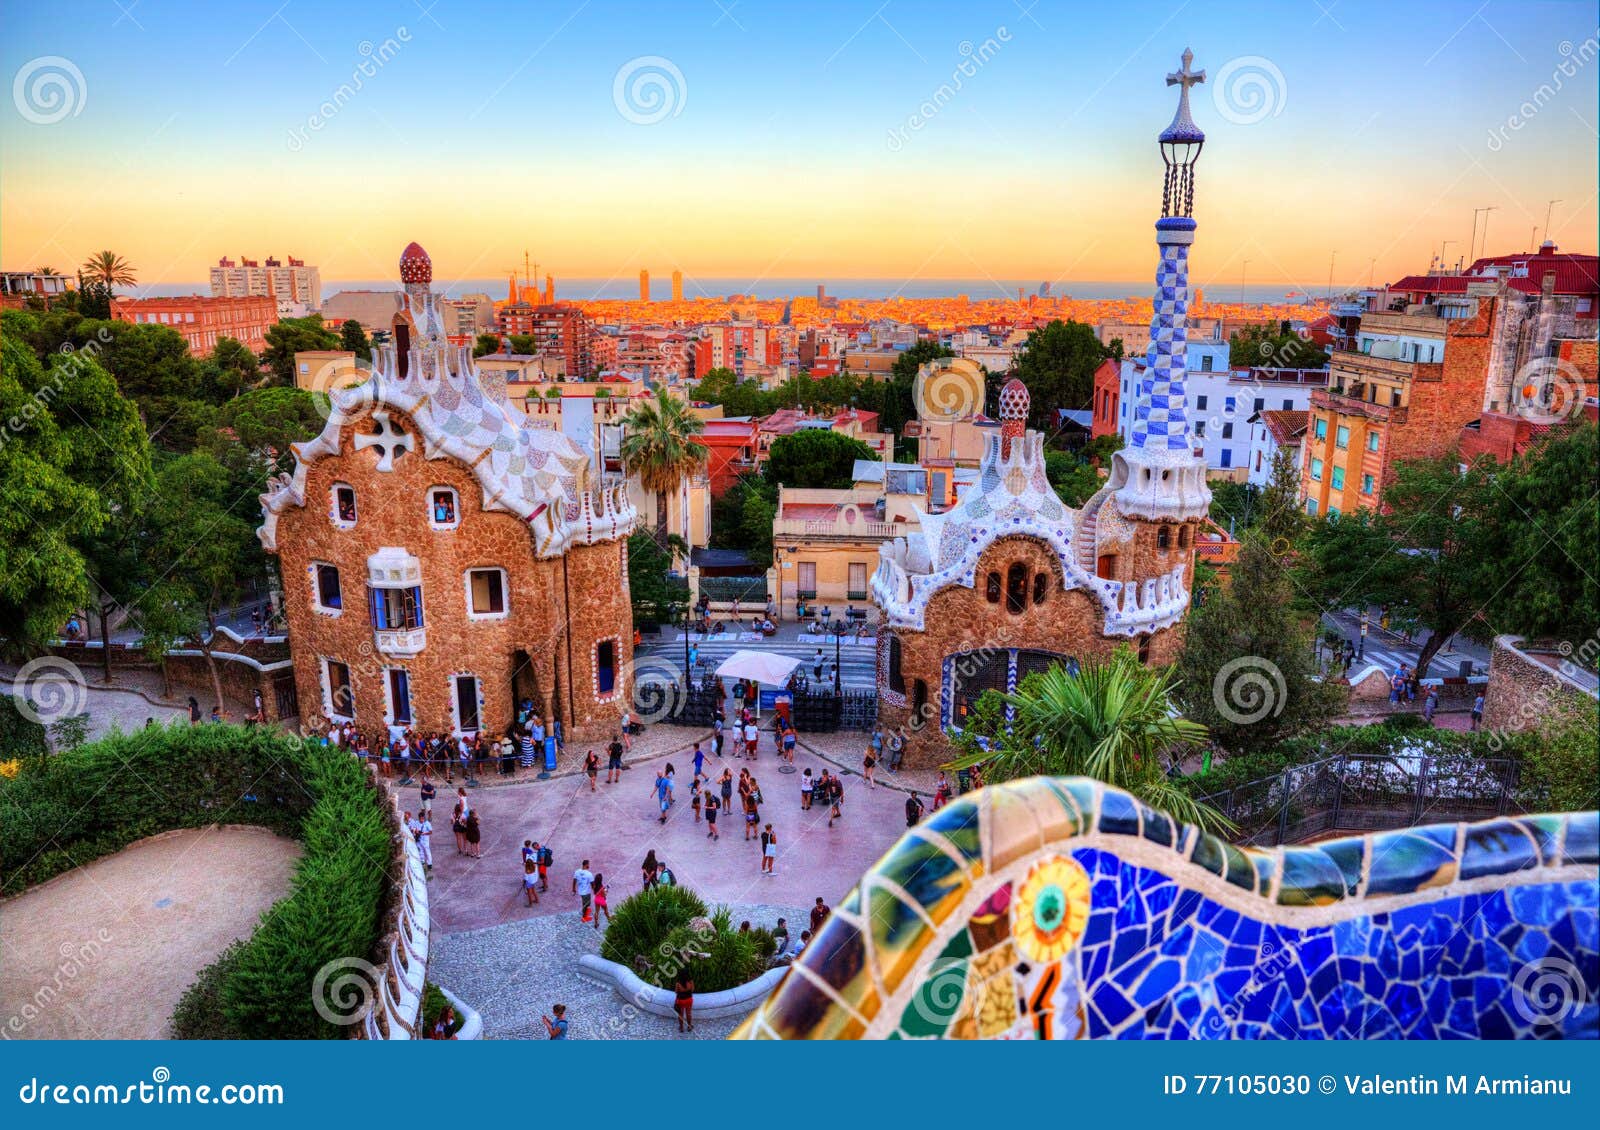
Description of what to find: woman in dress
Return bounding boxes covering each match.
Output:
[463,809,482,859]
[641,849,660,889]
[591,873,610,928]
[672,971,695,1033]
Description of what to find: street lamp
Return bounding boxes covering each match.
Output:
[834,624,842,694]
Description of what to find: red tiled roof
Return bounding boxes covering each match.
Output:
[1259,409,1308,444]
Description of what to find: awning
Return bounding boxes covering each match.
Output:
[714,650,802,686]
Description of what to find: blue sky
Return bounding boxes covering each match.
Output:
[2,0,1595,287]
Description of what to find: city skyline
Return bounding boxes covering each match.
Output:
[1,1,1596,293]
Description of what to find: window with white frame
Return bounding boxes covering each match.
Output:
[466,568,508,618]
[330,483,357,527]
[312,562,343,613]
[324,658,354,720]
[429,487,460,529]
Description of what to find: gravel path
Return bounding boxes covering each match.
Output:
[429,902,806,1040]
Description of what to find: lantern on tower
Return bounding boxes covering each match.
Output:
[1158,48,1206,219]
[998,377,1029,458]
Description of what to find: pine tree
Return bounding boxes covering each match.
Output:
[1175,529,1345,758]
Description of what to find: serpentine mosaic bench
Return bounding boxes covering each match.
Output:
[732,778,1598,1040]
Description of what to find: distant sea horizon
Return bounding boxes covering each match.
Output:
[132,277,1327,307]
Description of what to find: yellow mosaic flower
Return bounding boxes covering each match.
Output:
[1012,855,1090,963]
[0,759,21,779]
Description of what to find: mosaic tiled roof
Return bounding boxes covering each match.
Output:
[734,778,1599,1040]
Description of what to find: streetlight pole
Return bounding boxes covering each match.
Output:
[1542,199,1561,245]
[834,626,841,695]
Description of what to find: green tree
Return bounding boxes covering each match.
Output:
[507,333,537,355]
[79,250,136,292]
[710,473,778,567]
[0,325,153,660]
[1479,422,1598,643]
[261,315,338,385]
[473,333,501,357]
[1012,320,1109,426]
[947,650,1231,833]
[206,336,262,399]
[207,386,325,475]
[1043,449,1102,507]
[1176,534,1346,758]
[1255,446,1305,549]
[338,318,372,361]
[620,388,709,536]
[763,429,875,490]
[1229,323,1328,370]
[626,530,690,626]
[1296,453,1498,676]
[1517,710,1599,813]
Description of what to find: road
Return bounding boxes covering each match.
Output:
[633,622,878,692]
[1318,608,1489,678]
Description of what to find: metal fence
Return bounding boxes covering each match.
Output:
[697,575,769,605]
[1194,753,1523,847]
[662,677,878,734]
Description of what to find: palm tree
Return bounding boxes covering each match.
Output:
[34,265,57,277]
[619,388,709,538]
[947,649,1232,833]
[80,251,137,292]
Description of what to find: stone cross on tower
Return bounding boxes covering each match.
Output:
[1165,48,1205,106]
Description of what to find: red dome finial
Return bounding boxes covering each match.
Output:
[399,241,432,284]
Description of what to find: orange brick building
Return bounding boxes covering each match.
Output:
[259,243,638,740]
[110,293,278,356]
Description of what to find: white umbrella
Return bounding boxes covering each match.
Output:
[714,650,802,687]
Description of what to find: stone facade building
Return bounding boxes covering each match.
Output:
[259,242,637,740]
[871,54,1213,766]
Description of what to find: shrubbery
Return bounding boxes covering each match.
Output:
[0,722,393,1038]
[600,885,774,993]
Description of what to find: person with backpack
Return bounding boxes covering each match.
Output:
[657,859,677,887]
[607,732,624,783]
[905,792,925,828]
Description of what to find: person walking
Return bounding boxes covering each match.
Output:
[782,722,797,764]
[573,859,595,923]
[523,857,541,905]
[607,733,624,783]
[812,648,824,680]
[1470,693,1485,731]
[692,741,707,783]
[591,873,610,928]
[713,714,725,758]
[862,744,877,789]
[641,849,660,889]
[583,749,600,791]
[1423,686,1439,725]
[932,770,951,811]
[800,767,814,810]
[827,772,844,828]
[887,731,904,772]
[719,769,734,825]
[653,769,673,824]
[743,717,759,760]
[414,810,433,876]
[761,824,777,875]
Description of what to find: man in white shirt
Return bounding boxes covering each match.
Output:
[572,859,595,921]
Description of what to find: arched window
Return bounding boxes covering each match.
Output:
[887,634,905,694]
[1177,524,1190,548]
[1032,571,1049,605]
[985,571,1002,603]
[596,640,617,695]
[1156,525,1171,549]
[1006,562,1028,613]
[1137,635,1151,663]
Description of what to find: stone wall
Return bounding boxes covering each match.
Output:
[1481,634,1599,738]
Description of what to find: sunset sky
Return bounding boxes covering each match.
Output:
[2,0,1595,294]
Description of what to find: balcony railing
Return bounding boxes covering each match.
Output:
[773,515,916,539]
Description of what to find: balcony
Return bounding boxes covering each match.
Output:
[1312,387,1405,425]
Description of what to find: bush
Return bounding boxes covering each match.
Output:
[0,696,48,762]
[0,722,392,1039]
[171,941,248,1039]
[599,883,707,970]
[599,888,770,993]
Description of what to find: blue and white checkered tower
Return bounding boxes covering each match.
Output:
[1111,49,1212,523]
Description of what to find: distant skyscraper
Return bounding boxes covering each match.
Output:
[671,269,683,302]
[210,254,321,313]
[1017,287,1025,303]
[1039,281,1052,297]
[640,269,651,302]
[544,274,555,303]
[817,284,826,301]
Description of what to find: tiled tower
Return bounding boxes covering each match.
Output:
[1109,47,1212,524]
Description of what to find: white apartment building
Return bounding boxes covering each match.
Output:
[210,255,322,315]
